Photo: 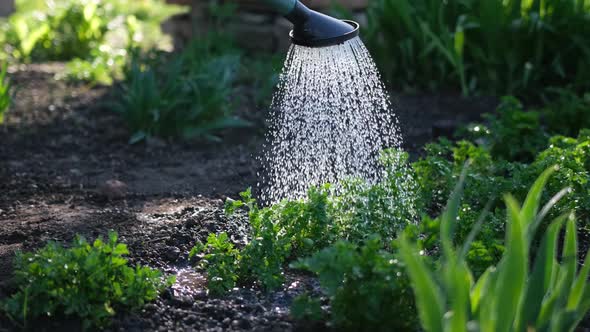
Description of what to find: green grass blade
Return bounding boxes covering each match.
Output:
[520,166,555,229]
[515,214,566,331]
[574,286,590,328]
[535,270,564,329]
[567,246,590,309]
[460,200,493,260]
[530,187,572,238]
[560,214,578,298]
[494,195,527,332]
[549,310,581,332]
[440,164,468,259]
[399,235,445,332]
[0,61,10,124]
[477,267,499,332]
[470,267,491,315]
[537,267,568,329]
[537,213,581,331]
[443,260,471,332]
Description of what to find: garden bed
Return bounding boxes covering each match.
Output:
[0,64,498,331]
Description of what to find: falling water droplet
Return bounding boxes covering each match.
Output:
[258,37,405,204]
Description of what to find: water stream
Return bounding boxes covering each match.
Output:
[259,37,404,204]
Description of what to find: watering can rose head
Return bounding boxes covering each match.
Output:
[264,0,360,47]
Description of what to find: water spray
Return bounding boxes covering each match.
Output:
[259,0,407,206]
[264,0,359,47]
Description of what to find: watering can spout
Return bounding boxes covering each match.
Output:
[263,0,359,47]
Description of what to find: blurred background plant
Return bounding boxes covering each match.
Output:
[365,0,590,98]
[0,0,283,142]
[203,1,282,109]
[541,88,590,138]
[113,37,250,143]
[0,61,11,123]
[108,0,280,143]
[473,97,548,162]
[0,0,186,85]
[239,54,282,109]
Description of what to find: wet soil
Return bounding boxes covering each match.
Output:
[0,63,499,331]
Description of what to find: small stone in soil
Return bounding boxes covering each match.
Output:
[164,246,181,261]
[184,314,197,324]
[98,179,128,200]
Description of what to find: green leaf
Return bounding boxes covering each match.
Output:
[494,195,527,332]
[520,166,555,231]
[470,267,491,315]
[444,259,471,332]
[399,235,444,332]
[454,27,465,57]
[113,243,128,256]
[516,214,566,331]
[530,187,572,240]
[560,214,578,298]
[567,245,590,309]
[537,267,569,328]
[440,164,468,260]
[459,200,493,260]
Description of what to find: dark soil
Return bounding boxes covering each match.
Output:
[0,63,498,331]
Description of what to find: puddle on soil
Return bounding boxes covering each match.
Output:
[171,267,207,298]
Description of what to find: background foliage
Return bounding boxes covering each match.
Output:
[113,38,250,143]
[0,62,11,123]
[0,0,186,84]
[365,0,590,97]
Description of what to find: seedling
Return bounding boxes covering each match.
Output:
[2,232,174,329]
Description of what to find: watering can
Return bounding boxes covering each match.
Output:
[263,0,359,47]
